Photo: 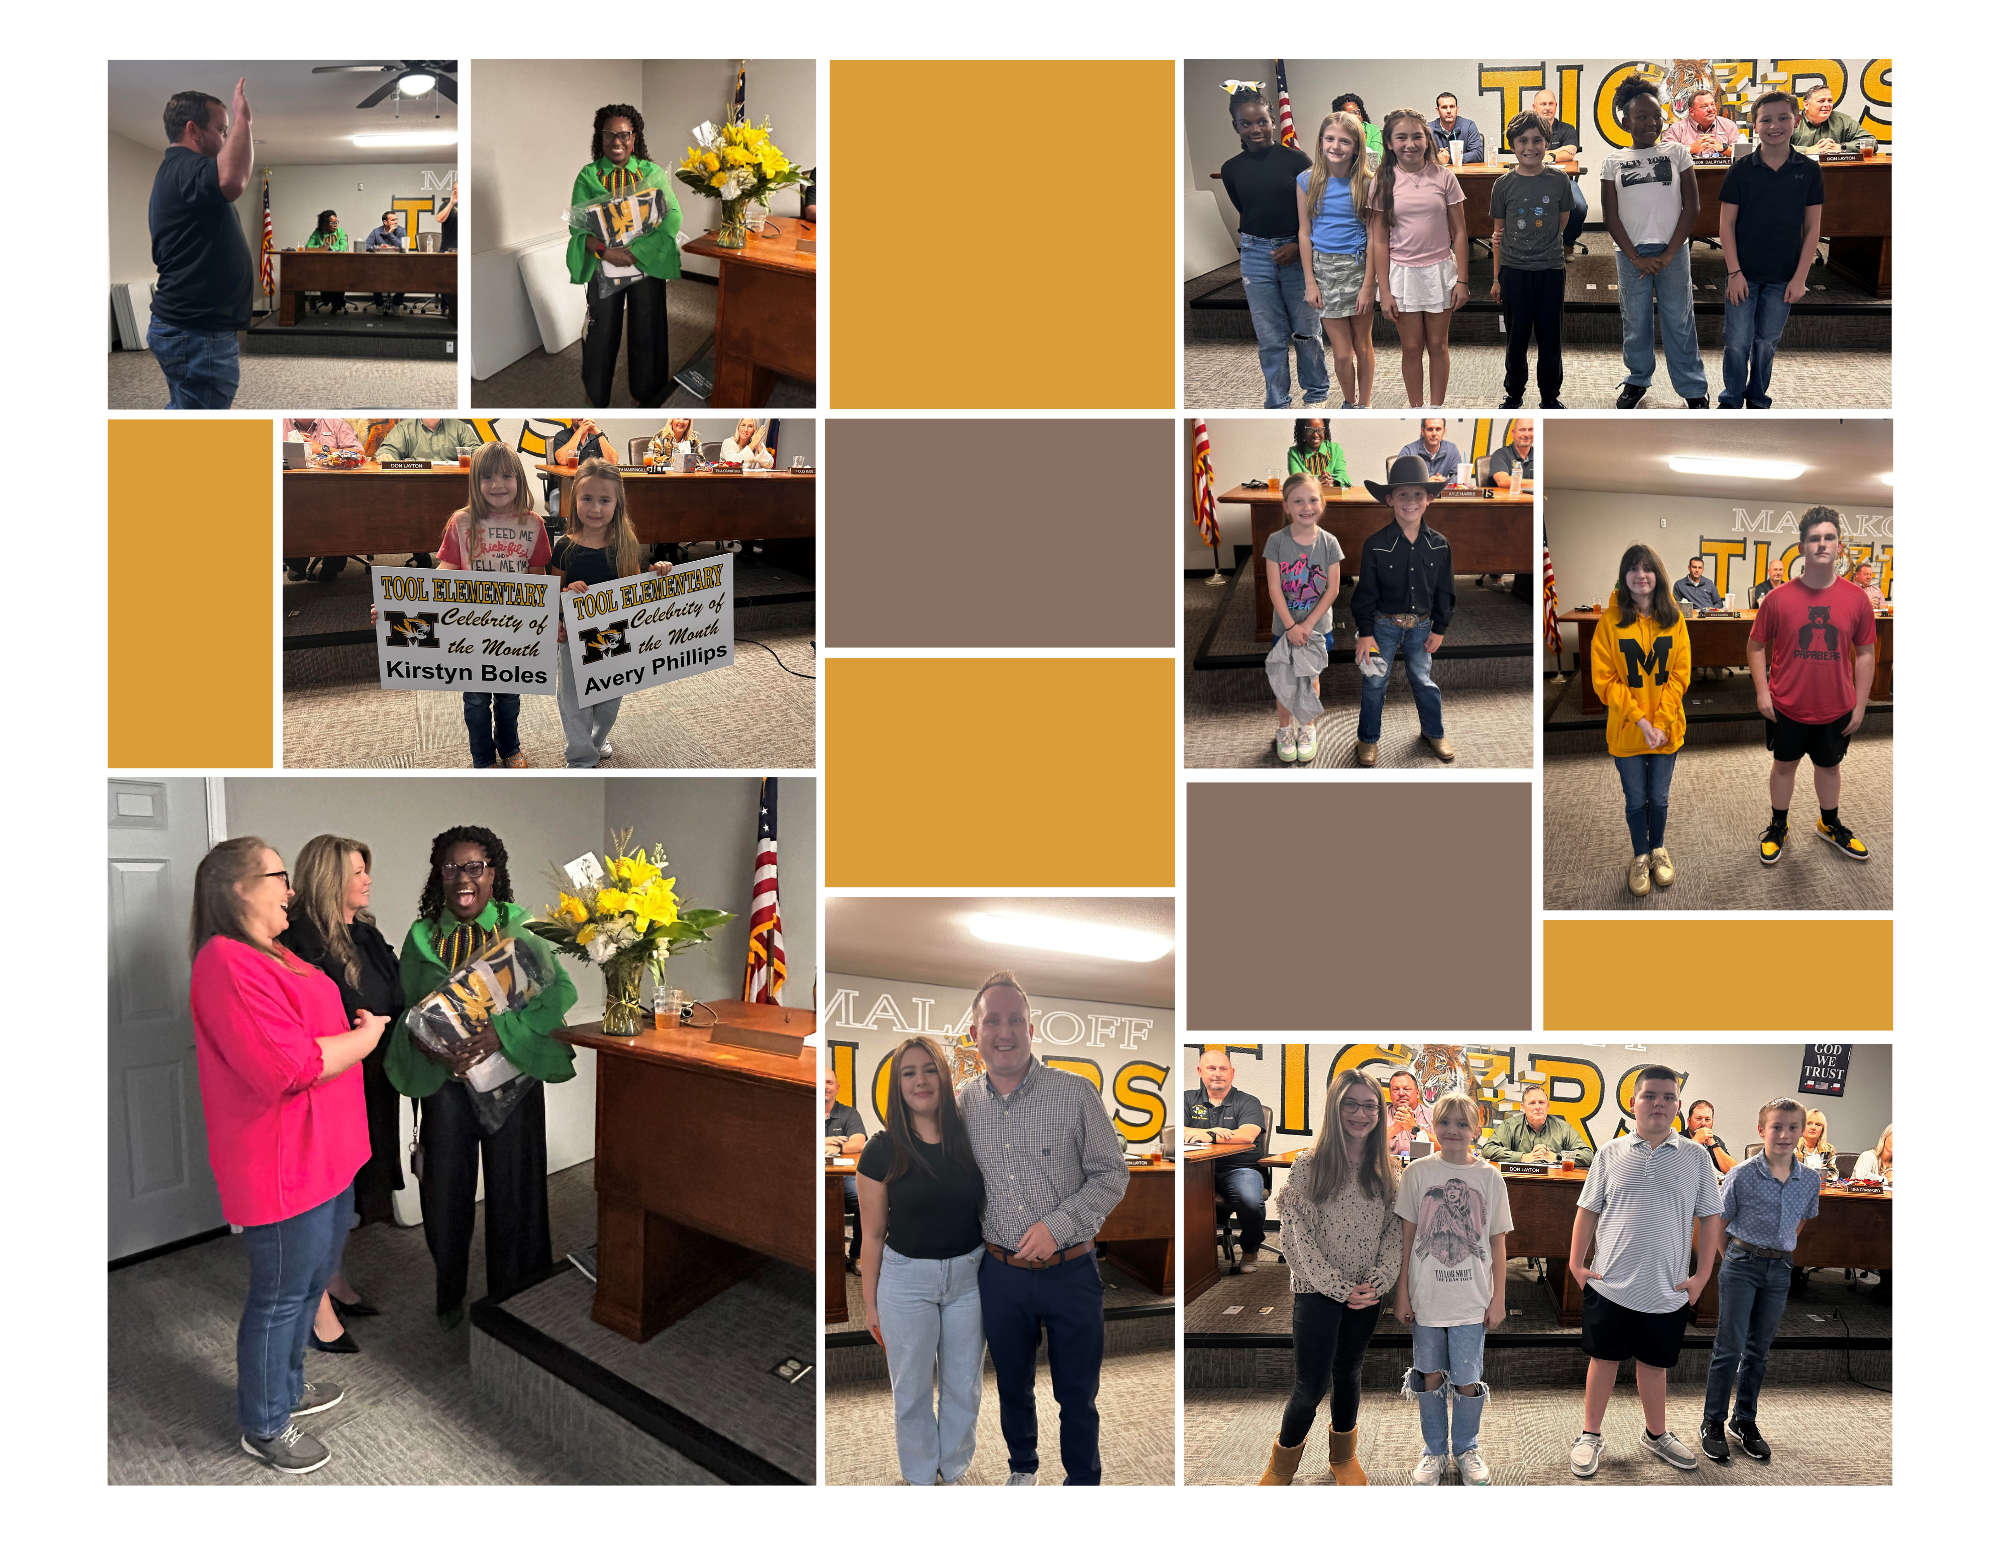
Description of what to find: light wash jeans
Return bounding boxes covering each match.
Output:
[1720,279,1793,408]
[1357,618,1444,743]
[1238,232,1329,409]
[878,1243,986,1484]
[146,317,241,409]
[1702,1242,1792,1424]
[1615,242,1708,398]
[557,642,622,768]
[1407,1320,1488,1455]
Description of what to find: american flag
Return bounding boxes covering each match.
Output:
[260,171,274,299]
[1543,523,1562,661]
[743,776,785,1004]
[731,62,746,125]
[1274,60,1298,148]
[1192,418,1219,550]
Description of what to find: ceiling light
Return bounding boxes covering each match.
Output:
[1879,472,1894,486]
[967,913,1172,963]
[352,131,458,148]
[399,73,437,96]
[1667,455,1804,480]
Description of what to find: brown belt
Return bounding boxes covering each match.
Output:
[1385,612,1431,627]
[985,1240,1095,1271]
[1728,1235,1792,1261]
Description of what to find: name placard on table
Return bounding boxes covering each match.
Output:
[1500,1161,1553,1174]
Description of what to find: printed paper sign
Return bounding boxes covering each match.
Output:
[1798,1044,1851,1098]
[561,552,734,709]
[372,564,560,696]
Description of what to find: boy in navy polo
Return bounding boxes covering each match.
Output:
[1716,92,1825,408]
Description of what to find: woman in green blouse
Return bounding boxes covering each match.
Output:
[1330,94,1383,164]
[1288,418,1351,487]
[302,209,349,314]
[567,104,682,411]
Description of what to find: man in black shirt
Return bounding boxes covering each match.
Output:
[1218,86,1328,409]
[825,1071,868,1270]
[1353,457,1457,766]
[1184,1049,1267,1272]
[147,81,256,409]
[1506,89,1589,255]
[436,183,459,319]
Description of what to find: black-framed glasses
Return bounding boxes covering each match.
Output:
[263,870,290,887]
[440,861,490,879]
[1338,1098,1378,1115]
[603,130,636,143]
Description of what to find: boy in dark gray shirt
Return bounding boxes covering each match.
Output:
[1488,113,1576,410]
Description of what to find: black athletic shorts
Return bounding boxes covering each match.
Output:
[1766,706,1852,769]
[1580,1285,1689,1368]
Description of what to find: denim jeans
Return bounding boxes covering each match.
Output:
[1239,232,1329,409]
[1278,1292,1383,1444]
[1615,243,1708,398]
[236,1185,352,1439]
[879,1244,986,1484]
[979,1247,1105,1483]
[146,317,241,409]
[1614,750,1677,855]
[1357,618,1444,742]
[1720,279,1793,408]
[1215,1163,1267,1255]
[1409,1321,1488,1454]
[1702,1242,1793,1423]
[462,692,522,766]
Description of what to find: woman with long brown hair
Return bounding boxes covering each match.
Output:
[1261,1067,1403,1486]
[1591,542,1692,898]
[857,1035,988,1484]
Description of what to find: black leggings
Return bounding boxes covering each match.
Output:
[1278,1292,1383,1444]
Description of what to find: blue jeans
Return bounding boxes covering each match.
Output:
[462,692,522,766]
[1408,1321,1488,1454]
[146,317,241,409]
[1357,618,1444,743]
[1616,243,1708,398]
[1239,232,1329,408]
[1702,1243,1793,1424]
[979,1247,1105,1483]
[879,1244,986,1484]
[1720,279,1793,408]
[1215,1164,1267,1255]
[1614,751,1677,855]
[236,1185,352,1439]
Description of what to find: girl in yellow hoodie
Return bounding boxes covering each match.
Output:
[1591,544,1691,897]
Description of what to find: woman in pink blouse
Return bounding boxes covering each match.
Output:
[188,836,390,1476]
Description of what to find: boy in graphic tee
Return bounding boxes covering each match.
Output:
[1748,505,1877,864]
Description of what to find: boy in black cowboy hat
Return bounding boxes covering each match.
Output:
[1351,456,1456,766]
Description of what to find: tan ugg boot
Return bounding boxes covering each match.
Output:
[1328,1424,1369,1485]
[1258,1436,1306,1485]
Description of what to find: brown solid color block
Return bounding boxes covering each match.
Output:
[1186,782,1530,1031]
[824,419,1176,648]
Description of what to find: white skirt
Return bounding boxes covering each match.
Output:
[1390,255,1459,314]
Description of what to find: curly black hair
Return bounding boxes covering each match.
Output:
[417,825,514,922]
[1293,417,1328,453]
[1330,92,1371,124]
[1612,75,1662,127]
[591,103,648,163]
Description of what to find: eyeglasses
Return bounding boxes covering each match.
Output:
[1338,1099,1378,1115]
[440,861,490,879]
[603,130,636,143]
[263,869,290,887]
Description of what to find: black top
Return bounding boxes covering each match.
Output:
[1718,149,1825,284]
[1184,1086,1264,1171]
[825,1101,867,1140]
[1220,143,1312,238]
[1505,116,1581,153]
[1485,445,1536,485]
[857,1132,986,1259]
[441,209,458,251]
[1696,1133,1733,1172]
[278,915,407,1198]
[553,536,620,588]
[1352,521,1457,636]
[149,146,255,331]
[552,427,613,464]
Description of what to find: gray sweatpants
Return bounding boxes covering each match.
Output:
[557,643,622,768]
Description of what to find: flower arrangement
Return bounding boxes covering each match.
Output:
[527,829,734,1035]
[675,117,808,248]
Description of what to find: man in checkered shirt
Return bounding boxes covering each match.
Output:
[958,970,1129,1485]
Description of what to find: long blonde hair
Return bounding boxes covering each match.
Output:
[291,835,375,988]
[1803,1107,1837,1158]
[566,458,645,578]
[1302,1068,1398,1204]
[456,439,533,567]
[1304,111,1372,233]
[1371,108,1432,229]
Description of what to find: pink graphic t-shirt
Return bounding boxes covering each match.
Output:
[436,510,552,572]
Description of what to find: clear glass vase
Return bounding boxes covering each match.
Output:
[714,198,749,249]
[601,953,649,1036]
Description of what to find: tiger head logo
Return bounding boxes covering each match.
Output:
[384,611,440,648]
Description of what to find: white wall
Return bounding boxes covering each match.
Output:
[109,131,160,290]
[1180,1041,1891,1160]
[826,974,1176,1146]
[1545,489,1894,660]
[466,416,819,516]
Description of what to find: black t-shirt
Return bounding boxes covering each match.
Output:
[825,1101,867,1140]
[1184,1086,1264,1170]
[857,1132,985,1259]
[1220,144,1312,238]
[1719,150,1825,284]
[441,209,458,251]
[149,146,255,331]
[1506,116,1582,154]
[553,536,620,589]
[553,427,613,464]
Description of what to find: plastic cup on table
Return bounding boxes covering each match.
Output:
[459,453,471,468]
[1561,1154,1575,1173]
[1450,140,1464,166]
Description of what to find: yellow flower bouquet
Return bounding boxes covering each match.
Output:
[528,828,735,1035]
[674,116,808,248]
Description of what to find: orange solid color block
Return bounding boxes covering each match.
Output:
[110,420,272,768]
[1544,920,1892,1030]
[826,658,1175,886]
[829,60,1176,408]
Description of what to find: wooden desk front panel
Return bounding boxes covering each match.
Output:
[1099,1163,1175,1296]
[283,468,466,557]
[684,216,817,404]
[1793,1192,1891,1270]
[278,251,458,324]
[1182,1143,1254,1302]
[552,469,817,543]
[824,1169,852,1323]
[1563,612,1893,711]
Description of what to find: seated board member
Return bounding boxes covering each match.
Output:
[647,417,703,466]
[1792,85,1877,154]
[1663,91,1737,155]
[1428,93,1484,164]
[549,419,621,467]
[301,209,350,313]
[1685,1100,1737,1173]
[378,417,481,464]
[1672,555,1720,610]
[825,1071,867,1272]
[1481,418,1535,486]
[1482,1085,1592,1166]
[1850,561,1885,608]
[1398,417,1462,481]
[1288,417,1350,485]
[718,417,775,467]
[1751,555,1790,606]
[364,210,405,311]
[1183,1048,1268,1272]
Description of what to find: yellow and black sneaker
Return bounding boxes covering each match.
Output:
[1758,821,1788,866]
[1817,818,1870,861]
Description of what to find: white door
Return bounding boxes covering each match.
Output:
[108,778,224,1259]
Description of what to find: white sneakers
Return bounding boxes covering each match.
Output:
[1411,1451,1450,1485]
[1294,722,1317,762]
[1276,726,1298,763]
[1570,1431,1604,1477]
[1457,1448,1491,1485]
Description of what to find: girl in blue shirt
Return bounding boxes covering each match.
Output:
[1298,112,1377,409]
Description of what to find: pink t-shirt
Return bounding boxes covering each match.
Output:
[1368,161,1466,267]
[1749,577,1878,724]
[436,509,552,572]
[190,939,369,1227]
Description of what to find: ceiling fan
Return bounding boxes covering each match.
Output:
[312,61,459,110]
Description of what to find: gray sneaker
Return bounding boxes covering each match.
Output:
[291,1380,344,1417]
[1005,1470,1038,1486]
[1641,1429,1699,1470]
[1569,1431,1604,1477]
[241,1423,331,1474]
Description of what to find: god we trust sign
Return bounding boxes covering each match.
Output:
[561,551,735,708]
[371,565,559,695]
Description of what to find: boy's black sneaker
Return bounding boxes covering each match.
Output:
[1539,399,1566,410]
[1616,384,1646,408]
[1817,817,1870,860]
[1727,1416,1772,1462]
[1699,1417,1730,1464]
[1758,821,1788,865]
[1498,394,1524,409]
[1685,397,1710,409]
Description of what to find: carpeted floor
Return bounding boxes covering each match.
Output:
[109,1162,620,1485]
[108,348,458,410]
[824,1345,1176,1486]
[281,551,816,769]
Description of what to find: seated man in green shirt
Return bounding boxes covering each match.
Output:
[1482,1085,1592,1167]
[1791,85,1877,154]
[379,417,483,464]
[1287,417,1350,486]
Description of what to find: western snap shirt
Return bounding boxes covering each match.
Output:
[1352,520,1456,636]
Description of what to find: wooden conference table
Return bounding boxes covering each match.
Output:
[1183,1139,1257,1301]
[557,1003,815,1342]
[275,250,456,325]
[683,215,816,406]
[1561,607,1894,711]
[547,465,816,543]
[1220,483,1536,643]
